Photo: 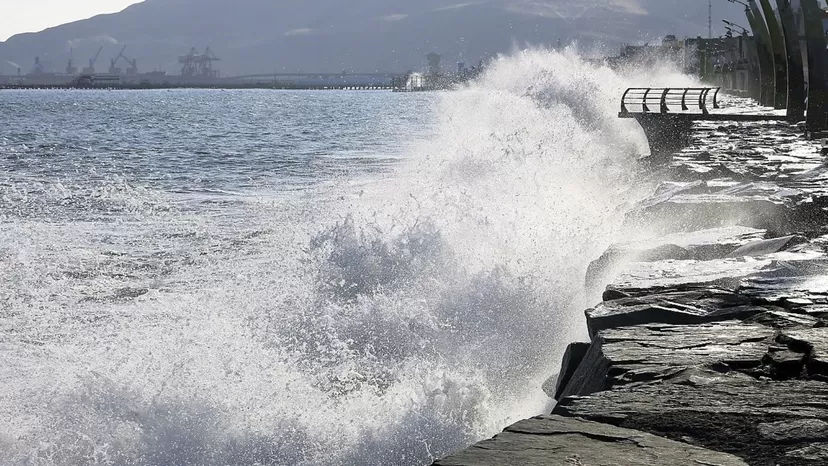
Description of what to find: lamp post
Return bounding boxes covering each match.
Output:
[723,19,748,34]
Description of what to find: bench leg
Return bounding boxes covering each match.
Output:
[631,115,694,159]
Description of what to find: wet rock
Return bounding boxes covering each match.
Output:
[608,257,773,294]
[555,378,828,465]
[670,162,755,182]
[727,235,809,258]
[607,249,824,298]
[659,226,767,259]
[559,321,774,399]
[758,419,828,442]
[743,309,819,329]
[550,342,589,400]
[737,256,828,308]
[586,244,690,292]
[586,227,766,290]
[585,289,761,338]
[627,191,791,233]
[625,181,828,235]
[602,288,631,301]
[763,348,807,379]
[432,415,748,466]
[780,328,828,378]
[786,444,828,462]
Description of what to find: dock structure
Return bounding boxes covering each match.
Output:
[0,45,407,91]
[0,70,401,91]
[435,2,828,465]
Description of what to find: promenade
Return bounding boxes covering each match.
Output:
[434,95,828,465]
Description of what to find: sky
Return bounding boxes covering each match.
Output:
[0,0,143,41]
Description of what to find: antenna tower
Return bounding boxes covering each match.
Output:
[708,0,713,39]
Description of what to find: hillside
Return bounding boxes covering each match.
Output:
[0,0,746,76]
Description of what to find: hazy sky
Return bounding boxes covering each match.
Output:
[0,0,143,41]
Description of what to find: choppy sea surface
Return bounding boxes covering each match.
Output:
[0,49,695,465]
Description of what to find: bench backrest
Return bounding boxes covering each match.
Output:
[621,87,721,116]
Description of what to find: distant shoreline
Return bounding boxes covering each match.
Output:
[0,83,395,91]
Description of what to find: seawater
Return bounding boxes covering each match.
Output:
[0,49,695,465]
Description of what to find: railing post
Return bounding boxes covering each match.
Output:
[700,89,711,115]
[681,88,690,111]
[660,88,670,114]
[642,88,652,113]
[621,88,632,114]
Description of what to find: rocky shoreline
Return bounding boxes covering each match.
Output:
[434,103,828,465]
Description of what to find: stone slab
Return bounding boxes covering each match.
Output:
[551,342,589,400]
[624,180,828,235]
[555,378,828,465]
[780,327,828,379]
[559,321,776,399]
[433,415,748,466]
[586,289,762,338]
[727,235,808,258]
[606,249,824,297]
[586,227,766,290]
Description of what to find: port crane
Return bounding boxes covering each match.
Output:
[66,49,77,75]
[115,46,139,75]
[82,46,103,74]
[109,45,127,74]
[179,47,220,78]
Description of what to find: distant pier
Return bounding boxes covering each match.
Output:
[0,82,395,91]
[0,70,401,91]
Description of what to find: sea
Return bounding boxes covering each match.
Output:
[0,49,695,465]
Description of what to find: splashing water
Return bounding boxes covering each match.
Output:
[0,48,696,465]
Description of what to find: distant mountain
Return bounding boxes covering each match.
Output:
[0,0,747,76]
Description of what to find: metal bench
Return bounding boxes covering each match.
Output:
[618,87,787,157]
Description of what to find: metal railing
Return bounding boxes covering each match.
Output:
[620,87,721,116]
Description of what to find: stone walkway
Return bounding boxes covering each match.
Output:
[435,99,828,465]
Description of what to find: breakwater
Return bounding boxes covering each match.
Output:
[434,96,828,465]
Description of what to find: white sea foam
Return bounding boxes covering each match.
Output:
[0,48,695,465]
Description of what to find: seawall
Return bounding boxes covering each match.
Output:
[434,98,828,465]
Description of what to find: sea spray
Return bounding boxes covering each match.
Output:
[1,48,697,465]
